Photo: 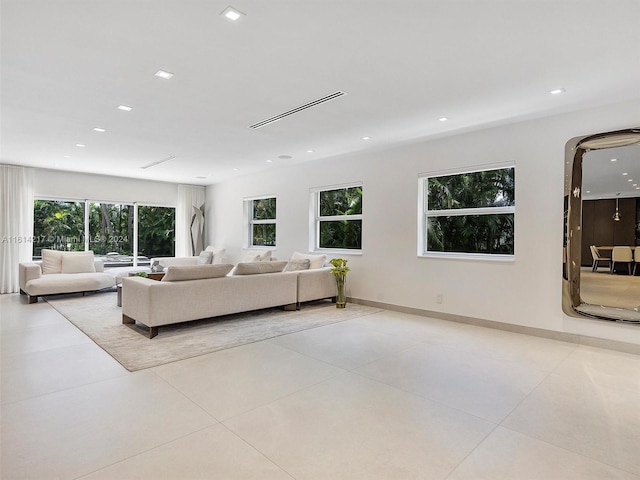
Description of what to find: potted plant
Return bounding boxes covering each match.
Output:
[329,258,349,308]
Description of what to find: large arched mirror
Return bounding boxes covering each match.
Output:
[563,128,640,323]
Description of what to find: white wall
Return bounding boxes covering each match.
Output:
[207,100,640,345]
[34,169,179,206]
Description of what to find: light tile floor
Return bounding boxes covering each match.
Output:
[1,293,639,480]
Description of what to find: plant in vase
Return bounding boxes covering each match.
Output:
[329,258,349,308]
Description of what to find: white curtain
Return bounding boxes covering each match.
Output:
[1,165,35,293]
[175,184,206,257]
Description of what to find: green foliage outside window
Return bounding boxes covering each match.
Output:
[251,198,276,246]
[426,168,515,255]
[318,186,362,250]
[33,200,175,258]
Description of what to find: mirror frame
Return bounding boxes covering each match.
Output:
[563,127,640,323]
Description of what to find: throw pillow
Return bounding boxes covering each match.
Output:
[161,264,233,282]
[197,250,214,265]
[241,251,262,262]
[204,245,227,263]
[283,258,311,272]
[290,251,327,269]
[233,261,288,275]
[259,250,272,261]
[60,253,96,274]
[41,249,63,274]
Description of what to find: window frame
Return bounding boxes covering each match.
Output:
[32,196,176,263]
[417,164,515,261]
[244,195,277,248]
[309,182,363,254]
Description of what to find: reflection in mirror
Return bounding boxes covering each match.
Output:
[563,128,640,323]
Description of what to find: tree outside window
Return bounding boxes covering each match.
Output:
[422,167,515,256]
[250,197,276,247]
[316,185,362,250]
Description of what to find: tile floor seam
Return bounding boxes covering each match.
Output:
[441,422,502,480]
[497,424,640,478]
[149,369,222,424]
[348,367,501,426]
[217,422,298,480]
[268,327,423,372]
[219,368,351,424]
[70,423,218,480]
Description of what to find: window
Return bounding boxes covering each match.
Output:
[88,202,133,256]
[33,200,85,256]
[32,199,175,262]
[247,197,276,247]
[138,205,175,258]
[419,166,515,258]
[312,184,362,251]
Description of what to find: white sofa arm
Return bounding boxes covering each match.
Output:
[94,259,105,272]
[296,267,338,303]
[19,262,42,292]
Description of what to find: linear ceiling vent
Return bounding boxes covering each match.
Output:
[140,155,176,170]
[249,91,346,129]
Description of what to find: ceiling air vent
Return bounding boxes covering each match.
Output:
[140,155,176,170]
[249,91,346,129]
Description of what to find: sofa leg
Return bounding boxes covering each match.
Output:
[27,295,38,304]
[149,326,158,339]
[122,314,135,325]
[283,303,297,311]
[19,289,26,295]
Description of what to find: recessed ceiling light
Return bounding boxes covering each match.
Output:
[266,159,273,163]
[628,179,633,182]
[549,88,565,95]
[75,143,86,147]
[118,105,132,111]
[233,168,239,171]
[221,6,244,21]
[307,150,314,153]
[586,190,591,193]
[93,127,106,133]
[362,136,371,140]
[633,184,638,187]
[622,172,628,175]
[610,158,617,162]
[155,70,174,79]
[63,155,72,158]
[438,117,448,122]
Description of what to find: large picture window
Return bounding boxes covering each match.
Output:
[419,166,515,257]
[247,197,276,247]
[312,184,362,251]
[32,199,175,263]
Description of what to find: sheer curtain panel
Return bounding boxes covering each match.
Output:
[175,185,205,257]
[1,165,35,293]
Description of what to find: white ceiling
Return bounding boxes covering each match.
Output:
[2,0,640,186]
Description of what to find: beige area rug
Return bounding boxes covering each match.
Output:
[46,291,382,371]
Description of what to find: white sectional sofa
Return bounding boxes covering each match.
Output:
[19,249,116,303]
[122,261,337,338]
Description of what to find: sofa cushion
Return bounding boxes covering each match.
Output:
[197,250,214,265]
[61,253,97,274]
[241,251,262,262]
[290,251,326,269]
[284,258,311,272]
[204,245,226,264]
[259,250,272,261]
[161,264,233,282]
[42,249,95,274]
[233,261,288,275]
